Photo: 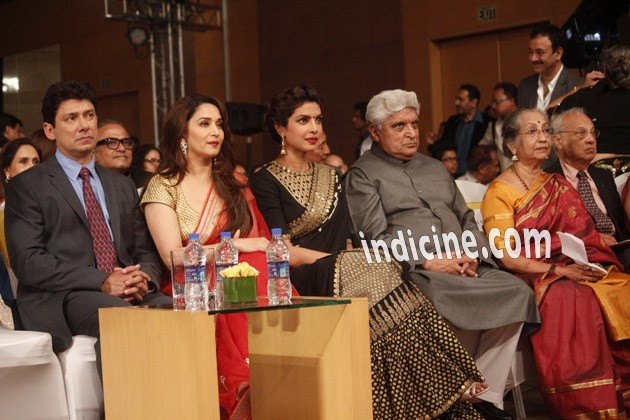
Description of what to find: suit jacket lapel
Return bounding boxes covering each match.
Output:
[551,68,569,102]
[47,156,89,228]
[97,166,122,250]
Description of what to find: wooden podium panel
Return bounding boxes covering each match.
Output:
[99,298,372,420]
[248,299,372,419]
[99,308,219,420]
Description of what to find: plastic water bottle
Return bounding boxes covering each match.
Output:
[184,233,208,310]
[215,231,239,305]
[266,228,291,305]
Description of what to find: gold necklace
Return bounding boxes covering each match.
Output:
[511,165,530,191]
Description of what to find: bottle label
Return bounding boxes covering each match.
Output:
[267,260,289,278]
[185,265,205,284]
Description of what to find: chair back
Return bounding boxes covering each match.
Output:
[615,172,630,198]
[455,180,488,231]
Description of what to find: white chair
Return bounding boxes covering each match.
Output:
[0,326,70,419]
[455,180,488,231]
[8,269,103,419]
[615,172,630,197]
[58,336,103,420]
[504,335,537,419]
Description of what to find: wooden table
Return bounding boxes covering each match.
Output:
[99,297,372,419]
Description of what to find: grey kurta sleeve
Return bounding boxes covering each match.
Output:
[448,177,497,267]
[345,166,428,267]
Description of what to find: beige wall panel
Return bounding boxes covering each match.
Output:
[438,34,499,120]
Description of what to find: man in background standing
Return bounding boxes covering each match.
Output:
[427,84,489,176]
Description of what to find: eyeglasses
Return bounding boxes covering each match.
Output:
[555,128,600,140]
[96,137,137,150]
[144,158,161,165]
[491,98,510,106]
[519,127,552,139]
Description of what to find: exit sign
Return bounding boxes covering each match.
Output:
[477,5,497,22]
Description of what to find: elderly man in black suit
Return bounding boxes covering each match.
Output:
[5,81,170,363]
[549,107,630,271]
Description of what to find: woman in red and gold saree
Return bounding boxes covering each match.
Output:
[141,94,287,419]
[481,108,630,418]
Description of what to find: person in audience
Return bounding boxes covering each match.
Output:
[426,84,489,176]
[133,144,161,174]
[141,93,310,418]
[95,119,136,175]
[250,84,495,419]
[234,161,248,180]
[130,143,161,188]
[431,144,459,177]
[1,138,42,204]
[5,80,170,370]
[479,82,518,171]
[457,145,500,185]
[352,101,372,158]
[481,107,630,417]
[305,136,330,163]
[557,44,630,173]
[30,128,56,161]
[0,139,42,269]
[324,153,348,174]
[518,23,598,111]
[0,113,25,147]
[547,107,630,272]
[345,88,540,419]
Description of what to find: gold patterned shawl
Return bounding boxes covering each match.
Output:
[265,162,339,239]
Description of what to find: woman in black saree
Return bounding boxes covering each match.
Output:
[249,85,492,419]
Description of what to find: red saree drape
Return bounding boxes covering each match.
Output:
[513,174,629,418]
[162,183,292,419]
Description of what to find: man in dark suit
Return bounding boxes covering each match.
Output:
[518,24,586,111]
[548,107,630,271]
[426,84,489,176]
[5,81,170,361]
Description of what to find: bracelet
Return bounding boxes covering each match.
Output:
[548,264,557,275]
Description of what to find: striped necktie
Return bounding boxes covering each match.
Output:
[576,170,615,235]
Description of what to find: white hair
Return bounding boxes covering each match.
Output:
[550,107,588,135]
[366,89,420,126]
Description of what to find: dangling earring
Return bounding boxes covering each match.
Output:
[280,137,287,155]
[212,157,217,165]
[511,153,519,162]
[4,174,10,183]
[180,139,188,157]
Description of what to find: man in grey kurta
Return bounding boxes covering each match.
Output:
[345,89,540,411]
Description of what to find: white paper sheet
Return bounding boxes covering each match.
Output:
[556,232,608,274]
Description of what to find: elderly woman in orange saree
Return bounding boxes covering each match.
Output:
[481,108,630,418]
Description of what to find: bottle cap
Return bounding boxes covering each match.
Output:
[189,233,199,240]
[271,228,282,236]
[220,231,232,239]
